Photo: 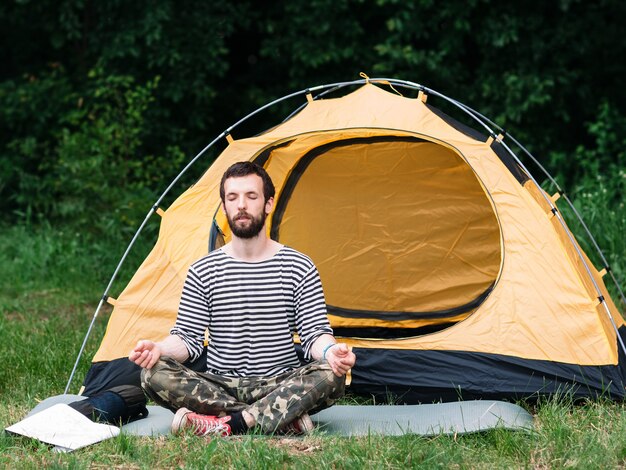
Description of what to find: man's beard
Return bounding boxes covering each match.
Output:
[227,209,268,239]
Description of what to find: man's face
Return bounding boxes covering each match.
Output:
[222,174,273,239]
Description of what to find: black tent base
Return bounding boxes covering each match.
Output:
[80,328,626,404]
[350,345,626,403]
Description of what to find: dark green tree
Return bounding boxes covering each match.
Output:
[1,0,624,244]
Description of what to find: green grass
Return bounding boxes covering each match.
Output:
[2,216,626,468]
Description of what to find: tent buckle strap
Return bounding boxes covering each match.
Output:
[224,131,234,144]
[154,206,164,217]
[600,265,612,276]
[486,133,505,146]
[103,295,118,307]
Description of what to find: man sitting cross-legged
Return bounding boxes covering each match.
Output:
[129,161,356,436]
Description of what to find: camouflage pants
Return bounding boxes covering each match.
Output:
[141,356,345,433]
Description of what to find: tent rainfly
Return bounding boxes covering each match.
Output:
[68,77,626,403]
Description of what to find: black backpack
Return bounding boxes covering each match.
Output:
[68,385,148,425]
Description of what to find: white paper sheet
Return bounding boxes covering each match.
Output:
[6,403,120,452]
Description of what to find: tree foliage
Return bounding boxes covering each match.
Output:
[1,0,624,241]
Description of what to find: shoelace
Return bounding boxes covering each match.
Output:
[188,415,230,437]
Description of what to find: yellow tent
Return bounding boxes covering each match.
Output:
[74,79,626,402]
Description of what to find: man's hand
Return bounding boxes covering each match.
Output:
[325,343,356,377]
[129,339,162,369]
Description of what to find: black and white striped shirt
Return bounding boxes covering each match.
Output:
[170,246,333,377]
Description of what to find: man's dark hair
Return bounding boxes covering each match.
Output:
[219,161,276,203]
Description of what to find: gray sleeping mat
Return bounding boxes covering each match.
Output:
[28,395,533,437]
[311,401,533,436]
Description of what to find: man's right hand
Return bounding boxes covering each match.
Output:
[129,339,162,369]
[326,343,356,377]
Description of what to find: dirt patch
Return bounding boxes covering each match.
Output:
[4,311,26,322]
[269,437,323,455]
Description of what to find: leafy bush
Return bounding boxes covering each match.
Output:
[2,66,186,236]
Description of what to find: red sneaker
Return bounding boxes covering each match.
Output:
[172,407,232,437]
[282,412,314,435]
